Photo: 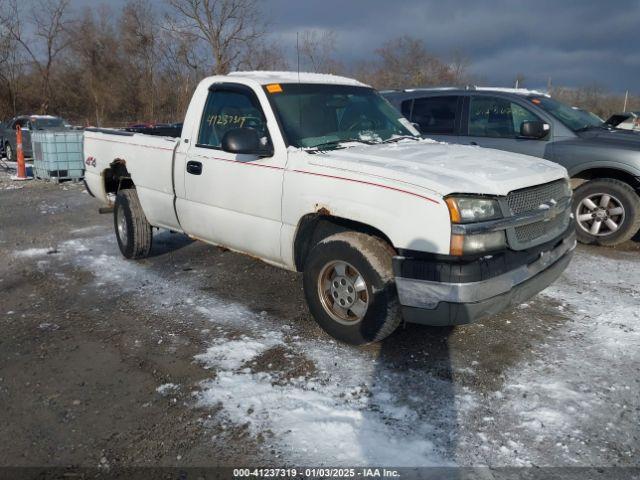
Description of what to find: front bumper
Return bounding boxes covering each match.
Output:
[394,231,576,326]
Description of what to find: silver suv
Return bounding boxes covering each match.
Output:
[383,87,640,246]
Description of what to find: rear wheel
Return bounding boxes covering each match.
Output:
[573,178,640,246]
[302,231,402,345]
[114,189,153,259]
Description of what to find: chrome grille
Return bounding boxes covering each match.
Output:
[507,179,569,215]
[514,211,569,244]
[505,179,572,250]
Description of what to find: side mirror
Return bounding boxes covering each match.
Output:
[520,121,549,139]
[221,128,272,156]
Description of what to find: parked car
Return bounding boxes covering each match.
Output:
[1,115,68,161]
[384,88,640,246]
[606,111,640,132]
[84,72,575,345]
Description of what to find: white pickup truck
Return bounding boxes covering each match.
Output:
[84,71,576,345]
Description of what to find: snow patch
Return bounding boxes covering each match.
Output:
[195,334,282,371]
[156,383,179,396]
[197,370,443,466]
[14,248,53,258]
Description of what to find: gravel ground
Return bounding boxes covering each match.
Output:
[0,162,639,470]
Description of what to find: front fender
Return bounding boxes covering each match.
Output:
[282,169,450,255]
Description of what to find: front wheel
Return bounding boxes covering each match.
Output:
[114,189,153,259]
[302,232,402,345]
[573,178,640,246]
[5,143,12,162]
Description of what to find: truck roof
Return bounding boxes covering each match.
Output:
[228,71,368,87]
[384,86,550,97]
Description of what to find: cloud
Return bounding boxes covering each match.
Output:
[266,0,640,93]
[74,0,640,93]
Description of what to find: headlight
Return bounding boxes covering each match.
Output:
[450,231,507,256]
[445,195,505,256]
[445,196,502,223]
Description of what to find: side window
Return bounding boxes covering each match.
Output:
[511,103,541,135]
[197,88,269,148]
[410,96,459,135]
[469,97,542,138]
[469,97,514,138]
[400,100,413,119]
[14,119,30,130]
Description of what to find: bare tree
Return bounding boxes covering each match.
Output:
[0,15,23,116]
[156,28,201,119]
[166,0,265,75]
[299,29,341,73]
[362,36,457,90]
[0,0,73,113]
[121,0,159,121]
[237,37,288,71]
[450,49,471,86]
[69,6,123,126]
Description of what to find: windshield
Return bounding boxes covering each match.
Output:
[31,117,65,129]
[530,96,603,132]
[266,84,418,149]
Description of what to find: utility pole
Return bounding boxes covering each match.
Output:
[623,90,629,112]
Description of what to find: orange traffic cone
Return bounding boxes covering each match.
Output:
[11,125,31,181]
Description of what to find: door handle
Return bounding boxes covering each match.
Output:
[186,161,202,175]
[469,141,478,146]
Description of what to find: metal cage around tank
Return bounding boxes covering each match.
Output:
[31,131,84,182]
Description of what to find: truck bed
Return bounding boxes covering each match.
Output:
[83,128,181,230]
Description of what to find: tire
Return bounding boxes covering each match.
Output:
[302,231,402,345]
[114,189,153,259]
[573,178,640,246]
[5,143,12,162]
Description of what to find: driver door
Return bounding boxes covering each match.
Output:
[464,96,550,159]
[177,84,286,264]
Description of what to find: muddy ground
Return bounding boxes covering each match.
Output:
[0,164,638,471]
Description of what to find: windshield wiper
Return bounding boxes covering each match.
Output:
[382,135,421,144]
[307,138,377,151]
[306,140,344,151]
[575,124,608,132]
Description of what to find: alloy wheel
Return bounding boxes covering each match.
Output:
[576,193,625,237]
[317,260,370,325]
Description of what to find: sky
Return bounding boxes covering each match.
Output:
[75,0,640,94]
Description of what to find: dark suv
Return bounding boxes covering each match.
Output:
[383,88,640,246]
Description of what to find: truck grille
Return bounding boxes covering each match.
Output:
[505,179,572,250]
[507,179,569,215]
[514,211,568,243]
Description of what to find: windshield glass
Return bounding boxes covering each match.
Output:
[530,96,603,132]
[31,117,65,129]
[266,84,418,148]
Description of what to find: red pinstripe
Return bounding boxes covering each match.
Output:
[90,134,439,204]
[292,169,440,204]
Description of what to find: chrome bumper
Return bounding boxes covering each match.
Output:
[396,233,576,311]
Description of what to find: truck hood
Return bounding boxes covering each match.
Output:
[576,127,640,150]
[306,140,567,197]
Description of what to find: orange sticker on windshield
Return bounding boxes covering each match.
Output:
[266,83,283,93]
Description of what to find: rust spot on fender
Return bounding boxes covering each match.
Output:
[316,206,331,216]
